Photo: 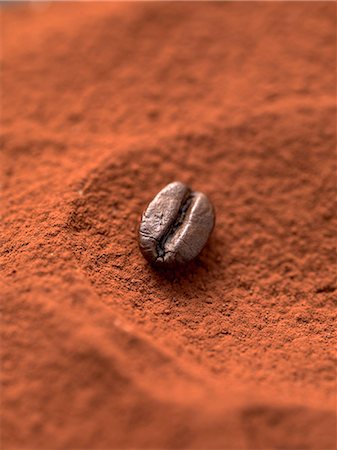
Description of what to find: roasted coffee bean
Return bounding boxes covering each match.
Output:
[139,181,215,266]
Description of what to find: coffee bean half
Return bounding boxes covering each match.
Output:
[139,181,215,266]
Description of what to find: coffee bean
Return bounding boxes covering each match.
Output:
[139,181,215,266]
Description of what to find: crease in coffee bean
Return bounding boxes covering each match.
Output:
[156,194,194,260]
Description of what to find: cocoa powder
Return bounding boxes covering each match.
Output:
[1,3,336,449]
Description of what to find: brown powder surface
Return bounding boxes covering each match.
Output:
[1,2,336,449]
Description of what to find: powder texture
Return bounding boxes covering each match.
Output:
[1,3,336,449]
